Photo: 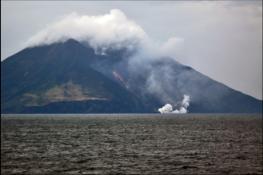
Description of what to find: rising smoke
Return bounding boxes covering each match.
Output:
[26,9,180,57]
[26,9,147,54]
[158,95,191,114]
[26,9,191,110]
[158,104,173,113]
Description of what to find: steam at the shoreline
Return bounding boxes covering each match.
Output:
[158,95,190,114]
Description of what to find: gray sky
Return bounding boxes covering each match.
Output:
[1,1,262,100]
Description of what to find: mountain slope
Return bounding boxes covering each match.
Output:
[86,52,262,113]
[1,39,146,113]
[1,39,262,113]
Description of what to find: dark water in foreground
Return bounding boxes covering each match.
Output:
[1,114,262,175]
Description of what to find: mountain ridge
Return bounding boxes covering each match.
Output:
[1,39,262,113]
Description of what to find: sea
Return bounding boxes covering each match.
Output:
[1,114,262,175]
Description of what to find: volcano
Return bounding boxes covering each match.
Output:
[1,39,262,113]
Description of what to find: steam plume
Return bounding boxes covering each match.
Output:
[158,95,190,114]
[26,9,147,54]
[158,104,173,113]
[26,9,181,57]
[25,9,188,108]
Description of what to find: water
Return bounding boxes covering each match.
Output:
[1,114,262,175]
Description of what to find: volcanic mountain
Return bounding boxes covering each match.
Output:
[1,39,262,113]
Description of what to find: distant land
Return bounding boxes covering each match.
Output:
[1,39,262,113]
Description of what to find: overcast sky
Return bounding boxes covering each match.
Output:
[1,1,262,100]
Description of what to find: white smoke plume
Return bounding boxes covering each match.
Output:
[158,104,173,114]
[26,9,148,54]
[172,107,187,114]
[158,95,190,114]
[182,94,190,108]
[25,9,186,106]
[25,9,180,57]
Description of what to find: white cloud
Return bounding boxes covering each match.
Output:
[26,9,147,54]
[25,8,185,60]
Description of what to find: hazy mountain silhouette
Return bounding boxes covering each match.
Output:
[1,39,262,113]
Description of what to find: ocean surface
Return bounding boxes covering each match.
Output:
[1,114,262,175]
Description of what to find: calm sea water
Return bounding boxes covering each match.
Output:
[1,114,262,175]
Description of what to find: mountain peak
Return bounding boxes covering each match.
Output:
[1,37,262,113]
[59,38,88,49]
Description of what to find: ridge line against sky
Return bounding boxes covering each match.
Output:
[1,1,262,100]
